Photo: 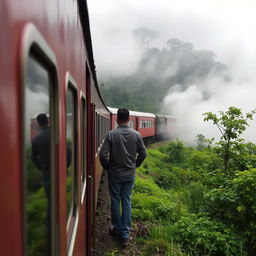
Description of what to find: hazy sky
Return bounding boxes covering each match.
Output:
[88,0,256,76]
[87,0,256,143]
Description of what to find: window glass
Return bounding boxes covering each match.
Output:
[81,98,87,184]
[66,86,77,235]
[24,54,52,255]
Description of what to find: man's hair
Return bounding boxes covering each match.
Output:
[36,113,48,126]
[117,108,129,122]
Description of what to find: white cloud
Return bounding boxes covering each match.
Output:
[88,0,256,143]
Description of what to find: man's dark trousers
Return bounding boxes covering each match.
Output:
[108,175,135,239]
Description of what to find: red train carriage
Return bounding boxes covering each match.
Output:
[108,107,137,130]
[134,111,156,139]
[0,0,110,256]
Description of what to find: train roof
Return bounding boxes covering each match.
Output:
[156,114,177,119]
[107,107,155,118]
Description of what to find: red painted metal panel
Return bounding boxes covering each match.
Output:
[137,117,155,138]
[111,113,117,129]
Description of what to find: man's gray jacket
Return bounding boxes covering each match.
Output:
[99,125,146,178]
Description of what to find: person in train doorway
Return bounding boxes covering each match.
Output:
[100,108,147,247]
[31,113,71,250]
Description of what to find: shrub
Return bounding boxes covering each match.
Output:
[155,168,180,189]
[165,140,186,164]
[134,176,162,195]
[188,150,221,172]
[132,208,154,221]
[204,169,256,253]
[132,193,178,222]
[182,182,205,214]
[144,239,169,256]
[172,167,199,186]
[169,215,245,256]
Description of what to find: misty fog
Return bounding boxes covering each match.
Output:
[88,0,256,143]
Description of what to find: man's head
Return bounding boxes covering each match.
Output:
[117,108,129,125]
[36,113,49,128]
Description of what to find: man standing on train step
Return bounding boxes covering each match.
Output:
[100,108,147,247]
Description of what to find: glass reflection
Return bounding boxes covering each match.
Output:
[25,55,51,256]
[66,88,74,222]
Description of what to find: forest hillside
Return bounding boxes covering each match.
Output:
[99,31,228,114]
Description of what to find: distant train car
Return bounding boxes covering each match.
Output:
[133,111,156,139]
[108,107,136,130]
[156,114,176,139]
[108,107,177,142]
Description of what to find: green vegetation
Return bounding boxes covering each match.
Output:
[25,147,49,256]
[203,106,256,171]
[131,107,256,255]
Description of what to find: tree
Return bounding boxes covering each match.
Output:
[195,134,207,150]
[133,27,159,48]
[203,106,256,172]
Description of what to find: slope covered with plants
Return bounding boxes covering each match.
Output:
[129,107,256,256]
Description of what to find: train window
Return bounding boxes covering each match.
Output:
[96,112,99,150]
[81,97,87,198]
[24,53,56,256]
[66,84,78,249]
[99,115,102,145]
[98,114,100,148]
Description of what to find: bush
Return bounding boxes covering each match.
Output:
[155,168,180,189]
[132,193,178,222]
[132,208,154,221]
[188,150,222,172]
[230,142,256,171]
[169,215,246,256]
[204,169,256,253]
[172,167,199,186]
[144,239,169,256]
[164,140,186,164]
[182,182,205,214]
[134,176,162,195]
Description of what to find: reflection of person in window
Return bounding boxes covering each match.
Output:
[31,113,51,251]
[31,114,71,247]
[31,114,51,213]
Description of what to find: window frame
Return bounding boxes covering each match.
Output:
[65,73,79,255]
[80,94,87,204]
[21,23,59,256]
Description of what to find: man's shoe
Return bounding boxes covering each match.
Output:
[120,238,129,248]
[109,226,120,237]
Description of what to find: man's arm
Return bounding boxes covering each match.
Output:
[66,143,72,168]
[31,141,41,170]
[136,135,146,167]
[99,132,111,169]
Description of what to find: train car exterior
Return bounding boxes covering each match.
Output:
[0,0,110,256]
[108,107,136,130]
[134,111,156,138]
[156,114,176,139]
[108,108,179,141]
